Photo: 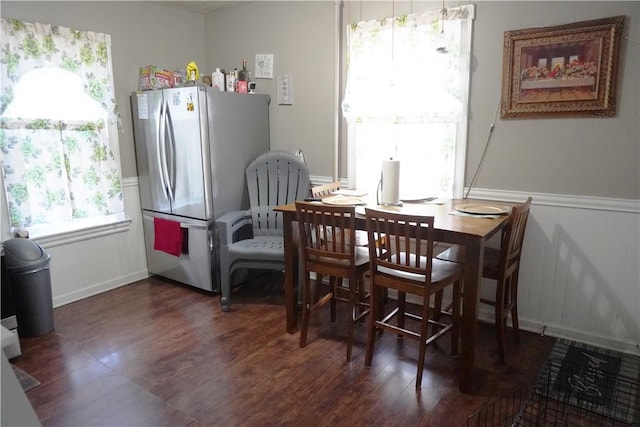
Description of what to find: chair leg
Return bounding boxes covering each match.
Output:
[433,290,444,336]
[357,273,368,323]
[510,275,521,343]
[494,280,507,363]
[433,291,443,321]
[299,274,312,348]
[397,291,406,340]
[511,305,520,343]
[330,277,338,322]
[314,273,323,303]
[364,284,380,367]
[451,280,461,357]
[416,295,431,389]
[346,277,357,362]
[220,266,232,312]
[374,284,385,322]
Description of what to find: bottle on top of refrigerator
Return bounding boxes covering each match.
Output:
[226,70,236,92]
[238,59,248,82]
[237,59,249,93]
[212,68,225,91]
[233,67,239,91]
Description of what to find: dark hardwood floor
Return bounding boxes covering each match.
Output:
[12,274,555,426]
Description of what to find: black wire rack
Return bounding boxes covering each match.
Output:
[467,357,640,426]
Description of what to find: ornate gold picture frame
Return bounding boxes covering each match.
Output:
[501,16,624,118]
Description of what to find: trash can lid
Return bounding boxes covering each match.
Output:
[2,238,50,271]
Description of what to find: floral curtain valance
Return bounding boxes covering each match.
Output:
[342,5,474,124]
[0,17,118,125]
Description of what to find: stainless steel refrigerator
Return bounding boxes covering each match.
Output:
[131,86,270,292]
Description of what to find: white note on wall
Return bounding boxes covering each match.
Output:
[255,54,274,79]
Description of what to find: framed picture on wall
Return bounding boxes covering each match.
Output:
[501,16,624,118]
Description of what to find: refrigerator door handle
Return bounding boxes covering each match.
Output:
[164,101,177,204]
[157,101,171,203]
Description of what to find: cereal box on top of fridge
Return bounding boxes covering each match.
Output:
[138,66,175,90]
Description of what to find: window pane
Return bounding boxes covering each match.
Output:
[343,7,474,199]
[354,122,456,199]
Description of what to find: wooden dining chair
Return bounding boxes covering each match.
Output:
[363,208,463,389]
[436,197,532,362]
[311,182,371,245]
[310,181,341,198]
[310,182,375,305]
[295,201,370,362]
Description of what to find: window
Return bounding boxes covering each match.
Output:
[0,18,124,238]
[343,5,474,199]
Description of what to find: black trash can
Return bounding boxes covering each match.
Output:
[3,238,54,337]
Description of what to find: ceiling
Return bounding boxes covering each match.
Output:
[148,1,242,15]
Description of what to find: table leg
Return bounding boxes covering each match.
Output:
[459,237,484,392]
[283,211,297,334]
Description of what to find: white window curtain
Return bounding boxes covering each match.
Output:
[0,18,124,232]
[343,5,474,199]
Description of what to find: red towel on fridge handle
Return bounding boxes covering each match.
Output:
[153,217,183,257]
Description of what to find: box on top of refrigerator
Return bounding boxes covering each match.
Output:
[138,65,175,90]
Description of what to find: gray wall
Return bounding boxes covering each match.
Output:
[204,1,336,177]
[1,1,206,178]
[2,1,639,199]
[467,2,639,199]
[205,1,639,199]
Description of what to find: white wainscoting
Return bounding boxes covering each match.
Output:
[43,177,148,308]
[463,188,639,356]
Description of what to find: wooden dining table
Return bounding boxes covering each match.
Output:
[274,198,516,393]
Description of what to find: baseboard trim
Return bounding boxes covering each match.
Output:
[472,306,639,357]
[53,270,149,308]
[471,303,640,357]
[516,317,640,358]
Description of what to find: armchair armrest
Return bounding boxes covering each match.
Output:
[216,209,252,246]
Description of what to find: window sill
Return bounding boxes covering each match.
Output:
[28,214,132,249]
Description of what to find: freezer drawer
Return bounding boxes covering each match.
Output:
[142,213,219,292]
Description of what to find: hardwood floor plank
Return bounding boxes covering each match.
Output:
[11,275,555,426]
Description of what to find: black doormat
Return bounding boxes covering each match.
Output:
[542,339,640,424]
[467,340,640,426]
[554,344,622,407]
[11,364,40,392]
